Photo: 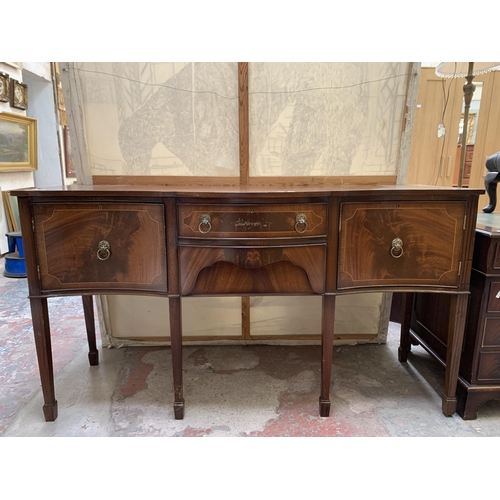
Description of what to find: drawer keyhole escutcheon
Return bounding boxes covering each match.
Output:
[390,237,404,259]
[198,214,212,234]
[97,240,111,261]
[295,213,308,233]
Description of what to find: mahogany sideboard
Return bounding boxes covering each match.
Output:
[12,184,482,422]
[407,213,500,419]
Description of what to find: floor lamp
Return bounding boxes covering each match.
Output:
[435,62,500,188]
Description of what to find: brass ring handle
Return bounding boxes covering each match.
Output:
[295,213,308,234]
[97,240,111,261]
[390,237,403,259]
[198,214,212,234]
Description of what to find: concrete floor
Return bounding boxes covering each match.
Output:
[2,257,500,437]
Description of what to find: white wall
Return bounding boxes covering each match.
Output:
[23,66,64,188]
[0,63,34,254]
[0,62,62,255]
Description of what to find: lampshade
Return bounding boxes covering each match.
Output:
[436,62,500,78]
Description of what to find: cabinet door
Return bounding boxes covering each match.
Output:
[338,201,466,290]
[34,203,167,293]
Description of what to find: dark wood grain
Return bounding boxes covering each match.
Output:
[179,245,326,295]
[169,297,184,419]
[487,282,500,312]
[11,184,482,421]
[30,298,58,421]
[338,201,466,289]
[82,295,98,365]
[33,203,167,292]
[320,294,335,417]
[398,292,414,362]
[165,198,179,295]
[178,203,327,239]
[482,318,500,347]
[477,352,500,381]
[443,294,468,416]
[18,198,42,297]
[14,183,484,198]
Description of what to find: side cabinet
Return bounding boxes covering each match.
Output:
[411,215,500,419]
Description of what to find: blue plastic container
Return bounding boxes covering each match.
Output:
[4,252,26,278]
[6,231,24,258]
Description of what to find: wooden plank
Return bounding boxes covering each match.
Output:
[118,334,378,342]
[238,62,249,187]
[2,191,19,232]
[92,174,397,187]
[92,175,240,186]
[242,296,250,340]
[406,67,463,187]
[248,175,397,186]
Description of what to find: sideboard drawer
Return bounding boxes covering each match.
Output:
[337,201,466,289]
[33,203,167,292]
[482,318,500,347]
[179,244,326,295]
[477,352,500,382]
[487,282,500,312]
[178,203,327,239]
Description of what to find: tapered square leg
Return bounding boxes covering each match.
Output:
[43,402,58,422]
[398,293,414,362]
[442,396,457,417]
[30,298,58,422]
[442,294,468,417]
[319,397,331,417]
[319,295,335,417]
[169,297,185,419]
[82,295,99,366]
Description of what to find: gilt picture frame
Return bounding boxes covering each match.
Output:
[10,78,28,110]
[0,112,37,172]
[0,72,10,102]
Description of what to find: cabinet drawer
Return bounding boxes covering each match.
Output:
[477,352,500,382]
[482,318,500,347]
[179,244,326,295]
[178,204,327,239]
[338,201,466,289]
[33,203,167,292]
[493,242,500,271]
[487,282,500,312]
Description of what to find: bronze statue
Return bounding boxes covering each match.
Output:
[483,152,500,213]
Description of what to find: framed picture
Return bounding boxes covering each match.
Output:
[10,78,28,110]
[0,72,10,102]
[1,189,20,232]
[0,112,37,172]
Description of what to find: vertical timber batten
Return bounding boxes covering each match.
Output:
[238,62,251,337]
[238,62,250,188]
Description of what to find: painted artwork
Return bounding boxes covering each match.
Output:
[249,62,409,177]
[0,112,37,172]
[0,120,29,163]
[75,62,240,176]
[74,62,409,179]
